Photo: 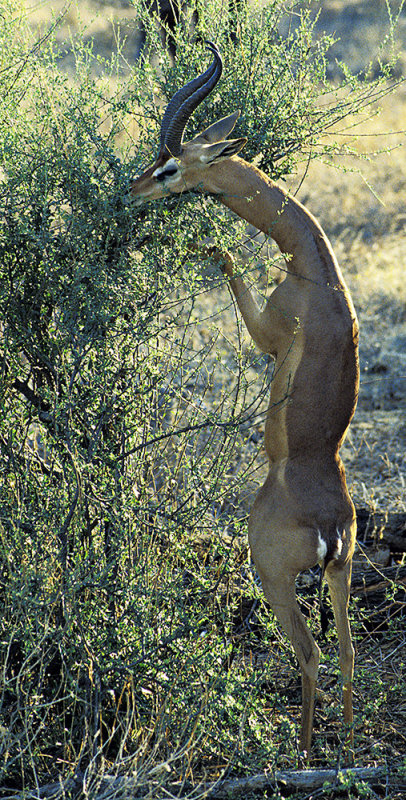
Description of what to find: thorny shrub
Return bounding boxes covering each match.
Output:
[0,0,403,794]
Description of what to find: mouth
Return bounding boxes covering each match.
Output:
[128,182,146,207]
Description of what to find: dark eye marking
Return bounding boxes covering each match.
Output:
[155,166,178,182]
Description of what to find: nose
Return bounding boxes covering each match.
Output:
[128,179,145,206]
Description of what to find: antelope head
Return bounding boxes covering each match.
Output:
[131,42,247,203]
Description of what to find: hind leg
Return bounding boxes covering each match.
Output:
[259,570,320,756]
[325,558,355,751]
[249,503,323,756]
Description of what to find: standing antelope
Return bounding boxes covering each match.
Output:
[131,43,359,758]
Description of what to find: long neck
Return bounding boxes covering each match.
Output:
[206,157,344,288]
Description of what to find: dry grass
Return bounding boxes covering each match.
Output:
[10,1,406,795]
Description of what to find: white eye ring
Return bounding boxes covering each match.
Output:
[152,157,179,182]
[155,166,178,183]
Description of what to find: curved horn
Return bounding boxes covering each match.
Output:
[163,42,223,157]
[160,46,218,150]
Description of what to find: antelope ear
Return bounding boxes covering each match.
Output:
[199,137,247,163]
[191,111,240,144]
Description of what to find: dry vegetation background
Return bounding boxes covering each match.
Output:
[8,0,406,795]
[294,3,406,519]
[28,0,406,512]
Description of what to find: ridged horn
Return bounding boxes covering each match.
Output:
[160,45,218,150]
[162,42,223,157]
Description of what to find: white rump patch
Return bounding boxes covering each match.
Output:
[317,531,327,563]
[334,529,343,558]
[317,528,343,565]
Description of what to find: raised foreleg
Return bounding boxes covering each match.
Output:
[209,248,295,355]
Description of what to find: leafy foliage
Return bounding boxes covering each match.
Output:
[0,0,403,795]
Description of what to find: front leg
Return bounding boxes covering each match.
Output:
[209,248,288,355]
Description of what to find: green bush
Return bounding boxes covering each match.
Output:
[0,0,400,794]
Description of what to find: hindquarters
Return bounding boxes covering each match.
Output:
[247,473,356,755]
[247,468,355,581]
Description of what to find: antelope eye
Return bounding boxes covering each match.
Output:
[155,165,178,182]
